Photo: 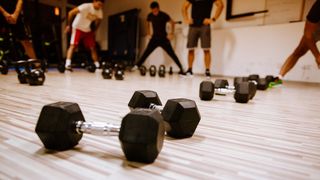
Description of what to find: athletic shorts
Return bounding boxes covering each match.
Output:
[70,28,96,49]
[187,25,211,49]
[0,18,30,40]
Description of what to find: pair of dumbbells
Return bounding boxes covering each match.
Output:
[0,59,9,75]
[35,90,201,163]
[102,63,124,80]
[200,79,257,103]
[14,59,45,85]
[234,74,274,90]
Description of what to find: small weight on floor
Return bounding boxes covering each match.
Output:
[139,65,147,76]
[128,90,201,138]
[102,67,113,79]
[0,59,9,75]
[35,102,165,163]
[199,80,256,103]
[149,65,157,77]
[158,65,166,77]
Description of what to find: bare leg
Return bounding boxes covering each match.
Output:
[204,49,211,69]
[90,47,98,63]
[279,37,309,77]
[66,45,75,60]
[188,49,195,69]
[20,40,36,59]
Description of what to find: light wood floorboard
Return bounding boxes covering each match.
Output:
[0,69,320,179]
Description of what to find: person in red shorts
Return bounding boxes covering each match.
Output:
[65,0,104,71]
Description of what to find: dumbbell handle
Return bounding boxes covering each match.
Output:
[75,121,120,136]
[215,87,235,95]
[149,103,163,112]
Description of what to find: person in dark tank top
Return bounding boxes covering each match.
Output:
[133,1,185,75]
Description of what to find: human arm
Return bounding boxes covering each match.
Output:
[167,19,175,40]
[146,19,152,39]
[182,0,193,25]
[0,0,23,24]
[65,7,79,33]
[11,0,23,22]
[203,0,224,25]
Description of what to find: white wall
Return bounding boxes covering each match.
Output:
[97,0,319,83]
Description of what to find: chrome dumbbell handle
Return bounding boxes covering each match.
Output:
[75,121,120,136]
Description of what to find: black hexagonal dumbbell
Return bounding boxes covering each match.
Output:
[128,90,201,138]
[215,79,257,100]
[199,80,256,103]
[244,74,275,90]
[35,101,165,163]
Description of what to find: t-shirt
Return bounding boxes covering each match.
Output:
[187,0,215,27]
[306,0,320,23]
[147,11,170,38]
[72,3,103,32]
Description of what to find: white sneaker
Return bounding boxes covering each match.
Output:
[131,65,138,71]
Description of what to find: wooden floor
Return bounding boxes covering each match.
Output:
[0,68,320,179]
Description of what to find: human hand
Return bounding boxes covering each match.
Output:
[65,25,71,33]
[3,12,14,24]
[184,18,193,25]
[146,34,152,40]
[203,18,214,25]
[167,33,174,40]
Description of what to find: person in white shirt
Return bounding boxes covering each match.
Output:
[65,0,104,71]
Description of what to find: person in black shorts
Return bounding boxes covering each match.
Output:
[273,0,320,85]
[134,1,185,74]
[0,0,37,59]
[182,0,223,77]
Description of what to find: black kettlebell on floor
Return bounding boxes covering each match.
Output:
[86,63,96,73]
[139,65,147,76]
[149,65,157,77]
[102,62,113,79]
[158,65,166,78]
[14,60,29,84]
[0,59,9,75]
[25,59,46,86]
[114,63,124,80]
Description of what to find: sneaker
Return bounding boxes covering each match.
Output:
[65,65,73,72]
[205,70,211,78]
[178,70,186,75]
[185,69,193,76]
[269,77,282,87]
[131,65,138,71]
